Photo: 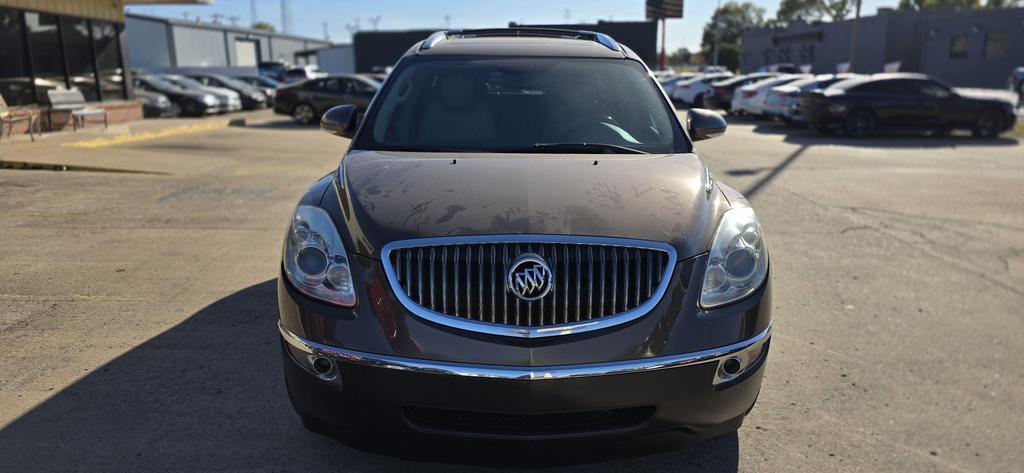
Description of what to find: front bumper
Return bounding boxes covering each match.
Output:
[280,319,771,461]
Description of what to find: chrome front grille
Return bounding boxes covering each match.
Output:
[382,236,676,337]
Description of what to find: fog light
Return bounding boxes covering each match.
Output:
[721,357,742,376]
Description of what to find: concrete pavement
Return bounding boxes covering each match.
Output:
[0,110,1021,472]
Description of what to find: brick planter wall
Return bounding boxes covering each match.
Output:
[1,100,144,138]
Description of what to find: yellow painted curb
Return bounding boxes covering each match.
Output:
[63,121,229,149]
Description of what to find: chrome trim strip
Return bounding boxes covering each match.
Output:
[280,321,771,381]
[380,235,678,338]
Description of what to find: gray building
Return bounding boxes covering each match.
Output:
[125,13,332,71]
[740,7,1024,88]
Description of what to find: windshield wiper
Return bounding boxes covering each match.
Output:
[531,142,647,154]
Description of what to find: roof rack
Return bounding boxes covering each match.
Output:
[420,28,622,53]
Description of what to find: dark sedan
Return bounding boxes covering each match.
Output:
[278,29,771,463]
[188,73,268,110]
[131,75,218,117]
[706,72,779,111]
[804,73,1017,138]
[273,74,379,125]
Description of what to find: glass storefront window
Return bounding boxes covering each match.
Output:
[61,17,99,101]
[92,22,126,100]
[0,8,34,105]
[25,12,67,102]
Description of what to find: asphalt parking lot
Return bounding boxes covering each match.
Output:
[0,109,1021,472]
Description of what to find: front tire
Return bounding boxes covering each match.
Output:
[972,110,1003,139]
[292,103,317,125]
[844,109,875,138]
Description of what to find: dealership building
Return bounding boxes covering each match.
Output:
[125,13,333,72]
[740,7,1024,88]
[0,0,176,133]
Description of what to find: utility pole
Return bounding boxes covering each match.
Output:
[250,0,257,23]
[323,22,329,41]
[368,15,382,31]
[228,15,239,26]
[712,0,722,66]
[443,14,451,29]
[564,9,571,23]
[848,0,862,71]
[211,13,223,25]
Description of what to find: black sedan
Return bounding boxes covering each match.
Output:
[277,29,770,463]
[273,74,379,125]
[131,75,219,117]
[705,72,779,111]
[804,73,1017,138]
[188,73,268,110]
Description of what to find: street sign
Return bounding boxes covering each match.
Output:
[646,0,684,19]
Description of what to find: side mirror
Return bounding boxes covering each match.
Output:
[687,108,727,142]
[321,104,358,139]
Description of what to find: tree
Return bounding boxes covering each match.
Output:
[776,0,821,23]
[897,0,980,10]
[775,0,852,25]
[716,43,742,71]
[700,1,766,53]
[820,0,854,21]
[666,47,692,67]
[251,21,276,32]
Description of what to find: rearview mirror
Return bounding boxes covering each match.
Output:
[687,108,727,142]
[320,104,358,139]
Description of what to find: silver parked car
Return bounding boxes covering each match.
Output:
[161,74,242,113]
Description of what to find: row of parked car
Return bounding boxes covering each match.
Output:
[133,72,282,118]
[659,70,1019,139]
[132,67,386,127]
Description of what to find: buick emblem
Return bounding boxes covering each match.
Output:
[507,253,553,301]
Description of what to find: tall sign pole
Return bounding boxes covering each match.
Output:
[659,18,666,70]
[647,0,683,71]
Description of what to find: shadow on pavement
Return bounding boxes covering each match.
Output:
[244,118,319,131]
[0,279,740,472]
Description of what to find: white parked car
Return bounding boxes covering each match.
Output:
[671,72,733,107]
[731,75,809,117]
[765,74,861,125]
[659,72,698,98]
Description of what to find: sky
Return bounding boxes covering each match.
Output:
[126,0,899,52]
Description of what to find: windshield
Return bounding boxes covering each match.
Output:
[168,76,206,89]
[143,77,182,92]
[213,75,253,90]
[354,57,687,154]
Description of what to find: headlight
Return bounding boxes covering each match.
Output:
[700,206,768,308]
[282,205,356,307]
[202,94,219,106]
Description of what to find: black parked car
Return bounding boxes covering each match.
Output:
[273,74,380,125]
[188,73,267,110]
[234,74,282,104]
[706,72,780,111]
[134,89,177,118]
[277,28,772,463]
[804,73,1017,138]
[131,75,219,117]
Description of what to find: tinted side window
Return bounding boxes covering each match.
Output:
[908,80,951,99]
[853,80,902,94]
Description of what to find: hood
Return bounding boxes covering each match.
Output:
[953,87,1017,107]
[337,151,729,260]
